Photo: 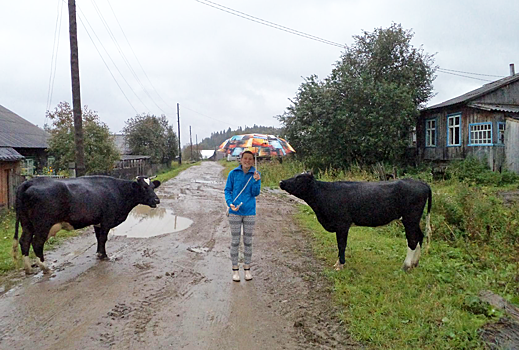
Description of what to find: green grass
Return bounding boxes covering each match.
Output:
[295,202,516,350]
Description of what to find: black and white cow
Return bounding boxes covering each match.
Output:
[279,172,432,271]
[13,176,161,274]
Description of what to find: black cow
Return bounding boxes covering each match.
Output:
[279,172,432,271]
[13,176,161,274]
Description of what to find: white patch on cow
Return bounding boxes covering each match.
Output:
[23,256,32,274]
[36,258,50,274]
[425,213,432,248]
[403,242,421,271]
[411,243,421,266]
[144,178,150,185]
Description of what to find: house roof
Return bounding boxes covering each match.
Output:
[0,105,49,148]
[467,103,519,114]
[0,147,24,161]
[423,73,519,111]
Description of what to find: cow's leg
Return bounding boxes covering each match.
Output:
[19,224,34,275]
[334,226,350,271]
[95,226,109,260]
[32,234,51,274]
[402,217,424,271]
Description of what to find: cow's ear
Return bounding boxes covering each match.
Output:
[152,180,161,189]
[132,181,141,190]
[306,171,313,177]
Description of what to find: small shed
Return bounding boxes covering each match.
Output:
[0,105,49,207]
[417,66,519,173]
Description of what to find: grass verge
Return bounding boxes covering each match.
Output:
[295,203,516,350]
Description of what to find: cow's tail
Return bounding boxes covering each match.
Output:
[12,180,31,262]
[12,214,20,261]
[425,185,432,251]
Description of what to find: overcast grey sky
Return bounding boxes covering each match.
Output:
[1,1,517,146]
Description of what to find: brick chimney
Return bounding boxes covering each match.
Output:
[510,63,515,76]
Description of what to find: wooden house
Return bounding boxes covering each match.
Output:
[417,66,519,173]
[0,105,49,207]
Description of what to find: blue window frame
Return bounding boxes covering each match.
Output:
[425,118,437,147]
[497,122,506,144]
[468,122,492,146]
[447,113,461,146]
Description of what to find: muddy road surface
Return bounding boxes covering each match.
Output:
[0,162,358,350]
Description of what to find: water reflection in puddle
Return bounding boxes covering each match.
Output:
[111,205,193,238]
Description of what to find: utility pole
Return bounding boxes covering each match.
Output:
[68,0,85,177]
[196,134,198,159]
[177,103,181,165]
[189,126,193,161]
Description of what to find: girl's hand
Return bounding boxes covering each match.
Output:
[230,204,238,211]
[254,171,261,181]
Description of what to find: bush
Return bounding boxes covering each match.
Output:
[446,157,519,186]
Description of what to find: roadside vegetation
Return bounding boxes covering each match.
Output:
[0,161,198,275]
[222,156,519,350]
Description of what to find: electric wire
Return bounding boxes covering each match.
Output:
[46,0,64,114]
[194,0,346,48]
[436,69,494,82]
[104,0,178,114]
[75,9,139,114]
[76,5,149,112]
[91,0,168,115]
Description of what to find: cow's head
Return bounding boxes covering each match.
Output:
[279,171,314,199]
[134,176,161,208]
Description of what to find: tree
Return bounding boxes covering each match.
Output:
[123,114,178,164]
[278,23,436,170]
[45,102,120,174]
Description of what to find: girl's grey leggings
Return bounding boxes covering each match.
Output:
[228,214,255,266]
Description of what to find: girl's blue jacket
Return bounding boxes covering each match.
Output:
[224,165,261,216]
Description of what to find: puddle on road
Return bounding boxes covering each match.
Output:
[111,205,193,238]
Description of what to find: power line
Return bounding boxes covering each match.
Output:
[46,0,64,114]
[76,5,150,113]
[104,0,178,114]
[194,0,346,49]
[75,8,140,114]
[92,0,168,115]
[436,69,494,82]
[437,68,504,78]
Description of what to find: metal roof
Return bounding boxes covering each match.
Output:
[467,103,519,114]
[0,147,24,161]
[0,105,49,148]
[423,73,519,111]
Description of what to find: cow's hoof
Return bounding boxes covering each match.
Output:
[97,252,109,260]
[333,260,344,271]
[402,264,413,272]
[24,268,36,275]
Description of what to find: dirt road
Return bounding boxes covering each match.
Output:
[0,162,358,350]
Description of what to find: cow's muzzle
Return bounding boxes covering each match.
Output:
[279,180,286,190]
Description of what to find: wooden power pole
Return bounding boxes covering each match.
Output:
[189,126,193,161]
[68,0,85,177]
[177,103,181,165]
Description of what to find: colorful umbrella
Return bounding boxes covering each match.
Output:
[217,134,295,158]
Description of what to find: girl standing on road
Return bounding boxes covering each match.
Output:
[224,151,261,282]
